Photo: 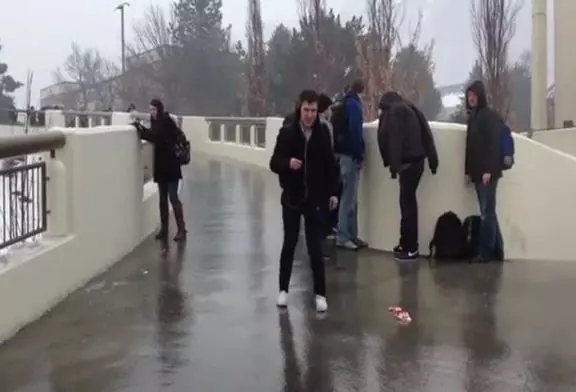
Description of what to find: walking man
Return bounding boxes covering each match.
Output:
[334,80,368,250]
[464,80,504,262]
[270,90,340,312]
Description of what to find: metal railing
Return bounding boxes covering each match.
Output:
[205,117,267,148]
[0,132,66,250]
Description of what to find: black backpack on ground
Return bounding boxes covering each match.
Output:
[330,98,348,154]
[428,211,467,260]
[461,215,481,259]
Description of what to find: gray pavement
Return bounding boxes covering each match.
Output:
[1,155,576,391]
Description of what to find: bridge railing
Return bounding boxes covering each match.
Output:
[0,132,66,251]
[205,117,267,149]
[61,110,113,128]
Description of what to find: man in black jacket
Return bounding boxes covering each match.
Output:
[377,91,438,261]
[270,89,340,312]
[464,80,504,262]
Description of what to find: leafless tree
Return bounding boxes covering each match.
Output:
[245,0,267,116]
[297,0,327,90]
[54,43,119,110]
[356,0,402,119]
[121,5,180,110]
[470,0,522,118]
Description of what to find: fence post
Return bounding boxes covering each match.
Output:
[45,158,68,236]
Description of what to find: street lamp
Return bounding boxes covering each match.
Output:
[115,2,130,74]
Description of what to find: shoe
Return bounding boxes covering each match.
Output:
[276,291,288,307]
[395,250,419,261]
[336,240,358,250]
[155,229,168,240]
[393,245,402,254]
[326,233,336,240]
[353,238,368,248]
[172,203,187,242]
[315,295,328,312]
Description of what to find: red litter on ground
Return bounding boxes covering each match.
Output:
[388,306,412,325]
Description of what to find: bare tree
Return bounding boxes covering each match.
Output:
[297,0,327,90]
[470,0,522,118]
[356,0,402,119]
[54,43,119,110]
[245,0,267,116]
[121,4,180,110]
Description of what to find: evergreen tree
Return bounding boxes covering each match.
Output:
[0,45,22,124]
[171,0,242,115]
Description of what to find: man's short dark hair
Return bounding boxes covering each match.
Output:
[298,89,319,104]
[318,93,333,114]
[351,79,364,94]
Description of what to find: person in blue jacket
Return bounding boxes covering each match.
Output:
[335,79,368,250]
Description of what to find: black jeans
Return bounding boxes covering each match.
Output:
[279,203,326,296]
[398,160,424,252]
[158,181,181,228]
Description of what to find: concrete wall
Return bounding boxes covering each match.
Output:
[532,128,576,157]
[0,126,158,344]
[180,114,576,262]
[554,0,576,128]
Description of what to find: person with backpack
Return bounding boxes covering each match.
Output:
[332,80,368,250]
[464,80,504,262]
[270,90,340,312]
[376,91,438,261]
[135,99,188,242]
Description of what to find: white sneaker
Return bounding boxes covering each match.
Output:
[315,295,328,312]
[276,291,288,307]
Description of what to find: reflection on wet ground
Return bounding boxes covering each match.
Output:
[1,155,576,391]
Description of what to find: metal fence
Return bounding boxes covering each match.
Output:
[0,132,65,251]
[0,160,47,249]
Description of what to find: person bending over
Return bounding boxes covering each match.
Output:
[270,90,340,312]
[377,92,438,261]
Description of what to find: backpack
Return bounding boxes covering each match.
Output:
[330,98,348,154]
[501,123,515,170]
[174,130,191,165]
[461,215,481,259]
[429,211,466,260]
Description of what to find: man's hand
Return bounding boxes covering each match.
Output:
[482,173,491,185]
[289,158,302,170]
[328,196,339,211]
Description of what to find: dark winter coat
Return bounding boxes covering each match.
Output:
[377,92,438,178]
[464,81,503,183]
[270,110,339,208]
[137,113,183,183]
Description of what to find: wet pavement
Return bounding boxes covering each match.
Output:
[1,155,576,391]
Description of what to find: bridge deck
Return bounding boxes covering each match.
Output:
[0,156,576,391]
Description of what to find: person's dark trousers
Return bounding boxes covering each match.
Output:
[279,203,326,296]
[475,179,504,261]
[398,160,424,252]
[157,181,186,240]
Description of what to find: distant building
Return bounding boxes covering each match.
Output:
[39,46,173,111]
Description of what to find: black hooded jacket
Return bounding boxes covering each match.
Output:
[464,80,503,182]
[137,110,183,183]
[270,108,339,208]
[377,92,439,178]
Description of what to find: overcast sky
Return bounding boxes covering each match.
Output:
[0,0,552,107]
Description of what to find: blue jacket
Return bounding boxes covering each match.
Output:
[344,92,365,162]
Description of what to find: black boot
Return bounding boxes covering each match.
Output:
[172,202,187,242]
[155,203,169,240]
